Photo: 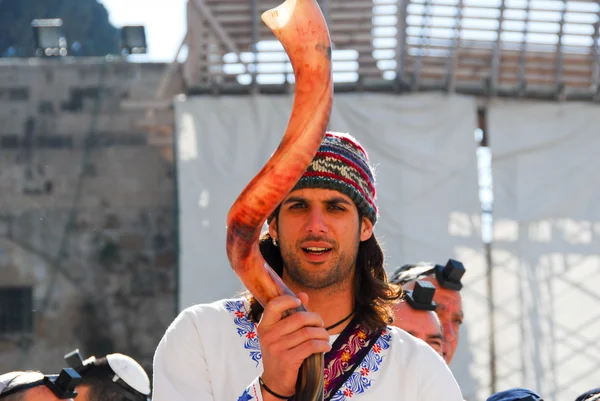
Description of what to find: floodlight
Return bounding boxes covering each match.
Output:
[121,26,147,55]
[32,18,68,57]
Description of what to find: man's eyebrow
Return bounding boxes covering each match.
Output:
[282,196,307,205]
[325,197,353,205]
[282,196,353,206]
[427,333,444,341]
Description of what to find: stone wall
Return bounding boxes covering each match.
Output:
[0,58,179,375]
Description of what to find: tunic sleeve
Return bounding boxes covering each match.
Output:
[152,303,265,401]
[236,377,264,401]
[152,308,220,401]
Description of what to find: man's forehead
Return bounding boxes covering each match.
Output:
[414,316,442,336]
[434,295,464,319]
[23,385,67,400]
[395,303,440,326]
[433,288,462,305]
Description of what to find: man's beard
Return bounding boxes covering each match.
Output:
[279,234,360,291]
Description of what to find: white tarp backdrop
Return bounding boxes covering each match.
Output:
[174,92,484,396]
[489,100,600,401]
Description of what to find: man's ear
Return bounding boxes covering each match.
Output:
[360,216,373,242]
[268,218,278,240]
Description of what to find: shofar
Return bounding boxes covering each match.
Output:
[225,1,333,400]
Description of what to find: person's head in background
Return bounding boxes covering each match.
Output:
[390,259,465,364]
[64,349,151,401]
[575,388,600,401]
[392,279,444,358]
[486,387,543,401]
[0,369,80,401]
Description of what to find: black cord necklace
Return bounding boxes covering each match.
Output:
[325,310,354,331]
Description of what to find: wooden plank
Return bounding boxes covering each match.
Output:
[208,1,372,14]
[220,22,372,35]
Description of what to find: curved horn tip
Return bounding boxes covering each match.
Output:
[261,0,297,30]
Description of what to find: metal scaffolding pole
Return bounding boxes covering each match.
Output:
[554,0,567,99]
[490,0,506,97]
[446,0,464,93]
[396,0,410,85]
[592,5,600,101]
[251,0,259,93]
[413,0,433,91]
[517,0,532,96]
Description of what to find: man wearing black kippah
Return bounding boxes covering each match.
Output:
[390,259,466,364]
[0,370,80,401]
[392,280,444,358]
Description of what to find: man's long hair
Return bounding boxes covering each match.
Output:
[245,228,402,332]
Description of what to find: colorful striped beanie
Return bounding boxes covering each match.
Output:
[270,131,378,224]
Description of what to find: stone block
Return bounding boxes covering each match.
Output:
[119,234,146,252]
[103,214,121,229]
[154,251,176,268]
[0,219,8,236]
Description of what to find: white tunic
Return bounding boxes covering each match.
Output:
[152,298,463,401]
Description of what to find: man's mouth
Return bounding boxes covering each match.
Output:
[302,247,332,255]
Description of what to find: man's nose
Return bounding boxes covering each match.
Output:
[305,208,328,233]
[443,322,457,345]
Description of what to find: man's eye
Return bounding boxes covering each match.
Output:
[329,205,345,211]
[430,341,443,351]
[290,203,306,209]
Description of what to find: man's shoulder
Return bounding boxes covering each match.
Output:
[384,325,419,345]
[384,326,445,362]
[168,297,252,333]
[179,297,250,319]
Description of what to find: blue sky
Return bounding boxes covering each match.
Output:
[99,0,187,62]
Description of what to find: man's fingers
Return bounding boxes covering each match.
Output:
[263,311,324,339]
[297,292,309,306]
[270,327,331,354]
[288,339,332,362]
[259,295,302,327]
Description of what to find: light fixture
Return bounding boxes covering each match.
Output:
[120,26,147,55]
[31,18,68,57]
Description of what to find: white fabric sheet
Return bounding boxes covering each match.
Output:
[174,92,483,395]
[488,100,600,401]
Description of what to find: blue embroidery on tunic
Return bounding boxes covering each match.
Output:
[225,300,262,367]
[237,388,254,401]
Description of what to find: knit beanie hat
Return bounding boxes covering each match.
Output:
[269,131,378,224]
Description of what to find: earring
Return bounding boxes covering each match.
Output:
[272,238,279,247]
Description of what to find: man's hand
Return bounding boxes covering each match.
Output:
[257,293,331,399]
